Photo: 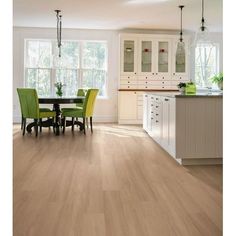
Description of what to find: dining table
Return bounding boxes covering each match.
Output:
[26,96,85,135]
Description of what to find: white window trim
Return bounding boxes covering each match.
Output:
[24,38,109,99]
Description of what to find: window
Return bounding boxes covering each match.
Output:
[195,43,219,88]
[24,39,108,97]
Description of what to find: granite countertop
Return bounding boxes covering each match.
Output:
[144,91,223,98]
[168,92,223,98]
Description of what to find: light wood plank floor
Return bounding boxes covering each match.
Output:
[13,124,222,236]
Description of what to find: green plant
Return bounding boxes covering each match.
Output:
[177,82,186,88]
[211,72,223,84]
[54,82,65,97]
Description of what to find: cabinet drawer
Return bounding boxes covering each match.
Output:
[172,75,189,81]
[138,80,171,86]
[120,84,137,89]
[120,76,137,80]
[120,79,137,85]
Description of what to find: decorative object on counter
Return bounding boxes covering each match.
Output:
[54,82,65,97]
[185,82,196,94]
[55,10,62,57]
[210,72,223,90]
[177,82,186,93]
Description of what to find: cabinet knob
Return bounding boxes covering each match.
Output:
[145,86,147,88]
[165,98,169,101]
[151,104,153,106]
[156,73,158,75]
[162,82,164,84]
[156,106,158,108]
[156,114,159,116]
[134,92,136,94]
[151,111,153,113]
[173,73,175,75]
[151,118,154,120]
[128,86,130,88]
[162,87,164,88]
[134,72,137,74]
[128,81,130,83]
[152,73,154,75]
[162,77,164,79]
[156,120,159,123]
[146,81,148,84]
[179,77,182,79]
[128,77,130,78]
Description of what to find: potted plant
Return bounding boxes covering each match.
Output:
[210,72,223,90]
[54,82,66,97]
[177,82,186,93]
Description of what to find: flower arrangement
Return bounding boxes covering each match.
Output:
[54,82,65,97]
[177,82,186,89]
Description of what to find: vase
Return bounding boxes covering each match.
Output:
[218,82,223,90]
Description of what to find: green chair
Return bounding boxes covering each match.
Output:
[61,89,99,134]
[17,88,56,137]
[76,88,87,108]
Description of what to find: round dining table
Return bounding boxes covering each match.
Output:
[26,96,85,135]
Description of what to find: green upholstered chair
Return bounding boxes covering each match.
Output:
[17,88,56,137]
[61,89,99,134]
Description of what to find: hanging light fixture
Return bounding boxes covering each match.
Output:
[55,10,62,57]
[176,5,185,56]
[192,0,213,47]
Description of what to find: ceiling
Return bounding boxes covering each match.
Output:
[13,0,223,32]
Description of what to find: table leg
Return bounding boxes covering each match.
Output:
[53,103,61,136]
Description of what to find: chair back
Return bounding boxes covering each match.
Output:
[83,89,99,117]
[17,88,40,119]
[76,88,87,107]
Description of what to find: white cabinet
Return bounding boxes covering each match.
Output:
[118,91,143,124]
[119,34,190,91]
[143,94,223,165]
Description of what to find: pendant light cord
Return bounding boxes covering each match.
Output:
[179,5,184,42]
[201,0,205,31]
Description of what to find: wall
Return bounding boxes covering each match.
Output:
[13,27,223,123]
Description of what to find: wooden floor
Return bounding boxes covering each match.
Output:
[13,124,222,236]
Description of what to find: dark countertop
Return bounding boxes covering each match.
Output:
[144,91,223,98]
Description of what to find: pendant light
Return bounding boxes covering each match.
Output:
[55,10,62,57]
[192,0,213,47]
[176,5,185,56]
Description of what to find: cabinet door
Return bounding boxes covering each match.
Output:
[143,94,148,131]
[172,39,189,77]
[118,92,137,120]
[156,40,171,76]
[138,39,154,76]
[162,97,176,156]
[162,97,170,149]
[120,38,138,76]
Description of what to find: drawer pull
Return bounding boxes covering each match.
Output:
[128,77,130,78]
[165,98,169,101]
[156,120,159,123]
[156,114,159,116]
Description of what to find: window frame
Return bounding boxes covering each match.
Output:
[194,43,220,89]
[24,38,108,98]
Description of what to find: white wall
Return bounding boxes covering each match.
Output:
[13,27,119,123]
[13,27,223,123]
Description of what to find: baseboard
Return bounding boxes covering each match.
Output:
[180,158,223,165]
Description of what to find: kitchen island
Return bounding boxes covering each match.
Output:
[143,92,223,165]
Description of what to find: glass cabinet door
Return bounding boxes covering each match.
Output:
[175,42,186,73]
[123,40,135,73]
[141,40,152,73]
[157,41,169,73]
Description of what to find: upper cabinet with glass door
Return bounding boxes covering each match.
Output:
[156,40,171,76]
[120,38,138,76]
[138,39,154,75]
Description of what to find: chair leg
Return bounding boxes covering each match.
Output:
[90,117,93,133]
[22,118,26,136]
[71,117,74,132]
[86,117,89,129]
[62,117,66,134]
[83,117,86,135]
[21,115,24,130]
[39,118,42,132]
[34,119,38,137]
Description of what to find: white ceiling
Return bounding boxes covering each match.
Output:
[13,0,223,32]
